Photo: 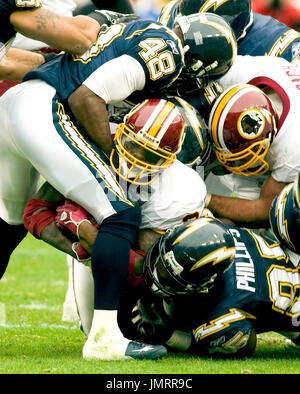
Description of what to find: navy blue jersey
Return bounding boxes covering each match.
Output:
[239,12,300,63]
[24,19,184,101]
[0,0,42,59]
[157,0,178,29]
[162,224,300,354]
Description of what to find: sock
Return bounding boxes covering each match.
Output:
[91,206,141,310]
[73,259,94,336]
[89,309,127,341]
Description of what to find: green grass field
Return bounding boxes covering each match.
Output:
[1,234,300,375]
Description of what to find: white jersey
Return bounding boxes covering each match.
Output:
[218,55,300,184]
[135,160,206,230]
[108,121,207,232]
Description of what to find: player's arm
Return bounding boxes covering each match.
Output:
[67,86,113,157]
[23,182,91,262]
[0,47,45,81]
[192,310,257,358]
[9,8,100,56]
[68,55,145,157]
[190,328,257,359]
[23,182,72,253]
[206,175,287,228]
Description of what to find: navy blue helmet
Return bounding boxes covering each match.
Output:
[178,0,252,41]
[174,13,237,94]
[143,217,236,297]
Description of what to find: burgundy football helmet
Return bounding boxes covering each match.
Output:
[208,83,279,176]
[110,98,186,185]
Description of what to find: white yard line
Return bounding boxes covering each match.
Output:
[0,322,78,329]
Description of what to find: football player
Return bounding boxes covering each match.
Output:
[204,56,300,229]
[22,97,209,358]
[0,15,193,361]
[122,215,300,358]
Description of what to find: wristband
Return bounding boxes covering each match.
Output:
[23,199,56,239]
[88,10,107,26]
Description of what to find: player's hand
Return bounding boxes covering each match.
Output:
[131,298,173,344]
[72,242,91,266]
[56,200,91,237]
[88,10,139,27]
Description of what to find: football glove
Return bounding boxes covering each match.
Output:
[131,297,173,344]
[56,200,91,238]
[88,10,139,26]
[72,242,91,266]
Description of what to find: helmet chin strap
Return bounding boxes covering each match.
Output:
[183,44,190,55]
[199,273,218,294]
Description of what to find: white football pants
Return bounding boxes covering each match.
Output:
[0,79,131,225]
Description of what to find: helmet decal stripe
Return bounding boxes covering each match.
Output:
[190,246,236,271]
[141,99,167,134]
[176,97,204,149]
[172,217,212,245]
[146,100,175,137]
[156,106,181,141]
[199,0,230,13]
[274,184,294,250]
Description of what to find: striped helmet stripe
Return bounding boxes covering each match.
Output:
[147,100,176,138]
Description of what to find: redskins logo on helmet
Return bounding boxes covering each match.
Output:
[110,98,186,185]
[208,83,279,176]
[143,216,236,297]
